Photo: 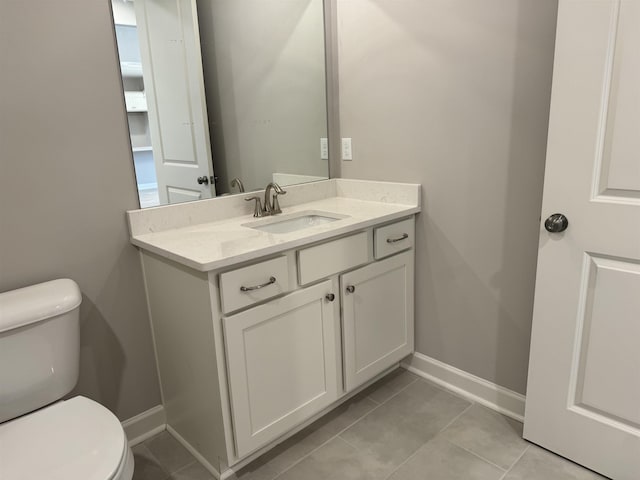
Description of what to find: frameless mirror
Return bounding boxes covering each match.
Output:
[111,0,329,208]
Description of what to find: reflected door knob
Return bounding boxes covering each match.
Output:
[544,213,569,233]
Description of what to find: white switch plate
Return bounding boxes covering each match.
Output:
[341,138,353,161]
[320,138,328,160]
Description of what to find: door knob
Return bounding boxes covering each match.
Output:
[346,285,355,293]
[325,293,335,302]
[544,213,569,233]
[197,176,209,185]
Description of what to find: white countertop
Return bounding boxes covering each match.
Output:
[128,179,421,271]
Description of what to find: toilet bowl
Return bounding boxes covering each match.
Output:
[0,279,134,480]
[0,396,134,480]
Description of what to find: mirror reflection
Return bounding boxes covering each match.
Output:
[112,0,329,208]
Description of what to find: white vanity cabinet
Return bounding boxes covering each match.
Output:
[139,215,416,476]
[223,280,341,458]
[341,250,414,392]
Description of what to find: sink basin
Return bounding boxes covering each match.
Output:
[243,211,348,234]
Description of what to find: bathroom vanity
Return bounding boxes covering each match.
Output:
[127,179,420,477]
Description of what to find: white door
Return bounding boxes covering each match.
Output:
[223,280,340,458]
[134,0,215,203]
[341,250,414,392]
[524,1,640,479]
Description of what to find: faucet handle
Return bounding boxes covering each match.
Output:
[245,196,264,217]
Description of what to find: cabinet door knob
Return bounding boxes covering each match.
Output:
[346,285,355,293]
[325,293,335,302]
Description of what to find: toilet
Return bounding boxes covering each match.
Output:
[0,279,134,480]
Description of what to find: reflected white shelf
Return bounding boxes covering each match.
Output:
[132,146,153,153]
[125,91,147,112]
[120,62,143,78]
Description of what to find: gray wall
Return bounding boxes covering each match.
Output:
[338,0,558,394]
[0,0,161,420]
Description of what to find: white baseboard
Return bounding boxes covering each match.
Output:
[122,405,166,446]
[401,352,526,422]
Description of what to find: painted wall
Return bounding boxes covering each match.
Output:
[338,0,558,394]
[0,0,161,420]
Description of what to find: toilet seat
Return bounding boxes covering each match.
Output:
[0,396,131,480]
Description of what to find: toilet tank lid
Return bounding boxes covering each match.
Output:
[0,279,82,333]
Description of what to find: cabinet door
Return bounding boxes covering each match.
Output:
[223,280,340,458]
[342,250,414,392]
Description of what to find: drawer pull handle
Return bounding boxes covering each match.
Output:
[240,276,276,292]
[387,233,409,243]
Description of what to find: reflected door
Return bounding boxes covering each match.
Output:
[524,1,640,479]
[135,0,215,203]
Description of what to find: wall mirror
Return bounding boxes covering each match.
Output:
[111,0,330,208]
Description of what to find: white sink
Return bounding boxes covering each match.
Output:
[243,211,348,234]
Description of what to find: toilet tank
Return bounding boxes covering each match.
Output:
[0,279,82,423]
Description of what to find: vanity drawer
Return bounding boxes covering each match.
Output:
[297,232,370,286]
[374,218,415,259]
[220,256,290,313]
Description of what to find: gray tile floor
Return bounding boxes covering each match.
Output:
[133,368,606,480]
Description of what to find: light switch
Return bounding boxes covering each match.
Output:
[320,138,329,160]
[341,138,353,161]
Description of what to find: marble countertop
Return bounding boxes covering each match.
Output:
[128,179,421,272]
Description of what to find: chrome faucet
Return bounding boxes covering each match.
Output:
[230,177,245,193]
[244,182,287,217]
[264,182,286,215]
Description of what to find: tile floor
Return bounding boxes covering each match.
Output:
[132,368,607,480]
